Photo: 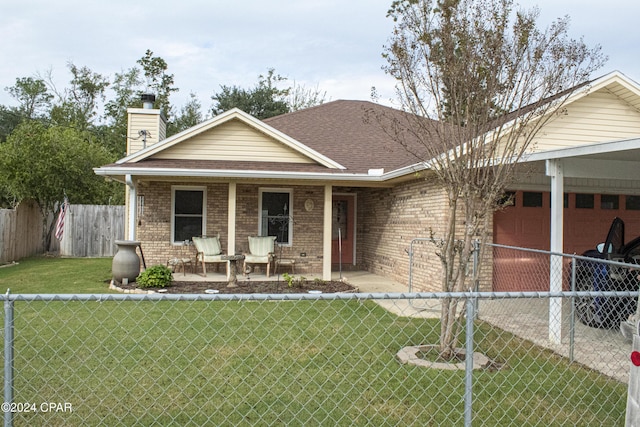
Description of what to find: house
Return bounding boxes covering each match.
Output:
[94,71,640,293]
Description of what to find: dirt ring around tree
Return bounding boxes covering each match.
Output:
[396,345,493,371]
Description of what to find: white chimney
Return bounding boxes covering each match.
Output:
[126,94,166,155]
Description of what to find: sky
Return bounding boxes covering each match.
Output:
[1,0,639,114]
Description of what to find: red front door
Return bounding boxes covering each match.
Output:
[332,195,355,265]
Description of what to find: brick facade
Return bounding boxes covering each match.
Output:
[234,184,326,273]
[357,178,493,292]
[134,178,492,290]
[357,179,447,291]
[136,182,327,274]
[136,182,230,266]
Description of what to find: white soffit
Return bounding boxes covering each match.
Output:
[534,137,640,180]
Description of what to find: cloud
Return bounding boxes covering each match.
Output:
[0,0,638,112]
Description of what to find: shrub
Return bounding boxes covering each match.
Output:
[282,272,295,288]
[282,273,306,288]
[136,265,173,288]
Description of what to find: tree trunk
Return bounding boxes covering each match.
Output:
[437,197,478,360]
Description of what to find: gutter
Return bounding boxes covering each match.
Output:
[97,167,387,182]
[95,162,433,183]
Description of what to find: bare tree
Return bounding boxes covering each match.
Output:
[42,63,110,130]
[381,0,605,359]
[287,81,328,112]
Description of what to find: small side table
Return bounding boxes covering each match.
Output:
[275,258,296,274]
[222,255,245,288]
[167,258,193,276]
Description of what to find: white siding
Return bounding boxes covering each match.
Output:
[605,80,640,112]
[153,119,315,163]
[531,90,640,151]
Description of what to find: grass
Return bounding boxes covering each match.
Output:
[0,257,629,426]
[0,256,115,294]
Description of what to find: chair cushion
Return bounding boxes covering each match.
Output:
[248,236,276,256]
[244,254,269,264]
[193,236,222,256]
[201,254,226,263]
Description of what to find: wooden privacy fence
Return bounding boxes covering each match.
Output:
[0,203,124,263]
[58,204,125,257]
[0,200,43,263]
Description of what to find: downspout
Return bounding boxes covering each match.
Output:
[126,174,137,241]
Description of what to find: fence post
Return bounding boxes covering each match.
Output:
[464,295,476,427]
[4,290,14,427]
[472,239,480,320]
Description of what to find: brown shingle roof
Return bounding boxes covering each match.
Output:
[103,100,444,179]
[264,100,436,173]
[103,75,612,181]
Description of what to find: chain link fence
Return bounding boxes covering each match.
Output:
[1,243,638,426]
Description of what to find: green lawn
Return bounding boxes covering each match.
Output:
[0,256,115,294]
[0,257,629,426]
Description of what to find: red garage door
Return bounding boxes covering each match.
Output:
[493,191,640,291]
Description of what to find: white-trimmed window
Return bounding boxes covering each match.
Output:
[259,188,292,245]
[172,186,206,243]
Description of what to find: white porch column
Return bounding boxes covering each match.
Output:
[228,182,237,255]
[125,174,137,241]
[323,184,333,281]
[547,159,564,344]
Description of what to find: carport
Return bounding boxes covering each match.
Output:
[526,137,640,342]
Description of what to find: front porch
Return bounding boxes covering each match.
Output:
[132,182,377,282]
[129,176,444,293]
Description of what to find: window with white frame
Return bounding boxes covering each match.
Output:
[259,188,292,245]
[172,187,206,243]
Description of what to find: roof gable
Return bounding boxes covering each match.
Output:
[98,72,640,182]
[482,71,640,163]
[151,119,315,164]
[531,87,640,151]
[573,71,640,110]
[118,108,344,169]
